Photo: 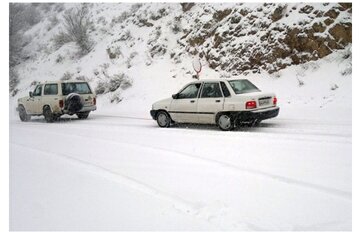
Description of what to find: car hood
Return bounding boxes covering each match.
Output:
[152,97,172,110]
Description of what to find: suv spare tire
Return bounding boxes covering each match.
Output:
[65,93,84,114]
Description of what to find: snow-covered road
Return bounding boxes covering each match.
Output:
[10,111,351,230]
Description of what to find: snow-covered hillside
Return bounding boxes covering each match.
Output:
[9,2,352,231]
[10,3,351,101]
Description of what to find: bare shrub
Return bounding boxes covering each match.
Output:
[95,73,132,95]
[52,32,72,49]
[61,71,74,80]
[56,4,94,54]
[9,67,20,92]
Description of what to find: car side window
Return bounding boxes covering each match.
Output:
[44,84,58,95]
[200,82,223,98]
[177,83,201,99]
[220,82,231,97]
[33,85,42,96]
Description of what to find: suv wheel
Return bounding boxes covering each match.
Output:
[43,106,55,123]
[156,111,171,128]
[18,105,31,122]
[217,114,234,131]
[77,111,90,119]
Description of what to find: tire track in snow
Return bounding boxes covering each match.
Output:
[10,142,200,216]
[12,126,351,200]
[10,142,257,230]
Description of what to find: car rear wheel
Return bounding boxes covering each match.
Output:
[77,111,90,119]
[156,111,171,128]
[18,105,31,122]
[217,114,234,131]
[43,106,55,123]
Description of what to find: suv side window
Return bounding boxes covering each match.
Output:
[44,84,58,95]
[220,82,231,97]
[33,85,42,96]
[177,83,201,99]
[200,82,223,98]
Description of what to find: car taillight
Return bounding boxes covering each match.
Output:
[245,100,257,109]
[93,97,96,105]
[59,100,64,108]
[273,97,277,106]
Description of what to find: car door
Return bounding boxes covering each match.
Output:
[197,82,224,124]
[27,84,43,114]
[169,83,202,123]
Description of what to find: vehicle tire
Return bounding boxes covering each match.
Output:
[18,105,31,122]
[156,111,171,128]
[66,93,84,114]
[217,114,234,131]
[77,111,90,119]
[43,106,55,123]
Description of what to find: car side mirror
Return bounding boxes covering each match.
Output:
[29,91,33,97]
[172,94,178,99]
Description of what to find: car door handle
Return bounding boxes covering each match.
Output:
[215,100,221,103]
[190,100,195,103]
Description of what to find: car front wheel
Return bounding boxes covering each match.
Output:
[156,111,171,128]
[217,114,234,131]
[18,105,31,122]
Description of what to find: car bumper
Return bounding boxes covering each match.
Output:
[63,105,97,114]
[80,105,97,112]
[236,106,280,122]
[150,110,157,120]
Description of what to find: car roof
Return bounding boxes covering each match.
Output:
[40,80,88,84]
[189,78,248,84]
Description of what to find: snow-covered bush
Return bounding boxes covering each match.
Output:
[9,67,20,93]
[59,4,94,54]
[61,71,74,80]
[95,73,132,95]
[55,54,64,63]
[52,32,72,50]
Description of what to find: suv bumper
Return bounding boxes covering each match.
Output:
[236,107,279,122]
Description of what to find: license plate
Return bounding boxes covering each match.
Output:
[259,98,270,106]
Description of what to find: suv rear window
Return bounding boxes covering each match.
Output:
[61,82,92,95]
[228,80,260,94]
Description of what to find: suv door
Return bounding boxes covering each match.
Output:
[27,84,43,114]
[197,82,224,124]
[43,83,60,112]
[169,83,202,123]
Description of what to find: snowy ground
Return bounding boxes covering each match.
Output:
[9,104,351,230]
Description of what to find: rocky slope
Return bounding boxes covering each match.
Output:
[9,2,352,98]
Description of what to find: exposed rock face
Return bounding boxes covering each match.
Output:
[177,2,352,74]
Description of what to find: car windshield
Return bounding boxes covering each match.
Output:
[61,82,92,95]
[228,80,260,94]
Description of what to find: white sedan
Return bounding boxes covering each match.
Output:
[150,79,279,130]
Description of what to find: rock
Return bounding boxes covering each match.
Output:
[272,5,286,22]
[324,17,334,26]
[317,44,332,58]
[312,22,326,33]
[180,3,195,12]
[324,9,340,19]
[329,23,352,45]
[239,8,249,16]
[338,3,352,10]
[299,5,314,14]
[213,9,232,21]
